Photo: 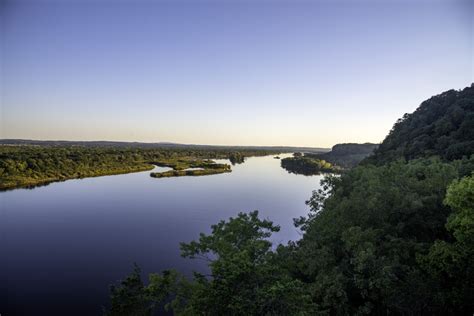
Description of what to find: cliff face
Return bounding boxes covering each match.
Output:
[312,143,378,168]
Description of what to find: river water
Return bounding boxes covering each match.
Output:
[1,154,324,315]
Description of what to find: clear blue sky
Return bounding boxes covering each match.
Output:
[1,0,472,147]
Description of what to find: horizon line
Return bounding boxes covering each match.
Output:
[0,138,380,149]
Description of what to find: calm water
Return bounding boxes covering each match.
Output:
[1,154,323,315]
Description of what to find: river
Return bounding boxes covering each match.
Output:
[1,154,324,315]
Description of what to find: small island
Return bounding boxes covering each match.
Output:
[150,158,231,178]
[229,152,245,165]
[281,154,337,175]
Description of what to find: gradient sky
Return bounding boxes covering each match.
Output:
[1,0,472,147]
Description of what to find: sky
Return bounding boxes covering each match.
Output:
[1,0,472,147]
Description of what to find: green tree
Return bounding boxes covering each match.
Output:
[104,264,154,316]
[421,175,474,313]
[175,211,312,315]
[293,158,463,314]
[105,212,313,316]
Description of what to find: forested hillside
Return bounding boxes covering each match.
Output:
[291,85,473,314]
[366,84,474,164]
[106,85,473,315]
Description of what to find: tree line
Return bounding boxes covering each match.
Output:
[281,154,336,175]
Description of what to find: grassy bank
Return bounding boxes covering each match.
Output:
[0,163,154,191]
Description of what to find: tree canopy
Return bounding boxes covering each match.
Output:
[366,84,474,164]
[281,155,336,175]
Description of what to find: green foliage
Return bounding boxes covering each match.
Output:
[104,264,155,316]
[177,211,309,315]
[281,155,336,175]
[229,152,245,165]
[292,158,472,314]
[366,84,474,164]
[147,269,193,314]
[445,175,474,244]
[0,146,155,190]
[420,175,474,313]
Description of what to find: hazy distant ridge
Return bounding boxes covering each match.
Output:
[0,139,330,153]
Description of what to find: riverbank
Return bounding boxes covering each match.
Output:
[0,164,154,191]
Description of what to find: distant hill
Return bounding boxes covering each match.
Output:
[366,84,474,164]
[0,139,329,154]
[307,143,378,168]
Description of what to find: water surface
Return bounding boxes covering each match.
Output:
[1,154,323,315]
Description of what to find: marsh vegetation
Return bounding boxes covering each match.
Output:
[150,159,231,178]
[0,146,278,190]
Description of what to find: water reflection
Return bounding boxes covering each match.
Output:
[1,154,323,315]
